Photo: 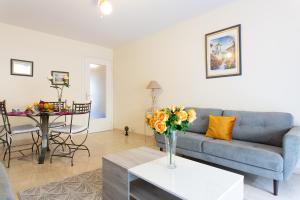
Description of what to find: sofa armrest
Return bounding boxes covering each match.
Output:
[0,163,15,200]
[283,126,300,180]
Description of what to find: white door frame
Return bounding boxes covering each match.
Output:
[84,57,113,133]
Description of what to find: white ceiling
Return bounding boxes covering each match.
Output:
[0,0,237,48]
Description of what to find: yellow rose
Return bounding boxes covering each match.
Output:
[145,114,154,125]
[154,110,160,118]
[146,114,152,119]
[176,111,180,118]
[145,116,151,124]
[157,111,169,122]
[149,117,158,129]
[154,121,167,134]
[181,111,188,121]
[170,105,176,112]
[187,109,197,122]
[176,111,188,121]
[188,116,196,123]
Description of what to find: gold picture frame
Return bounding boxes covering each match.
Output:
[205,25,242,78]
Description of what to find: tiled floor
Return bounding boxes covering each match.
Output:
[1,130,300,200]
[0,130,156,198]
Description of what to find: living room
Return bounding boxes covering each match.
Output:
[0,0,299,199]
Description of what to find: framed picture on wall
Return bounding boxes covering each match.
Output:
[51,71,69,85]
[10,59,34,77]
[205,24,242,78]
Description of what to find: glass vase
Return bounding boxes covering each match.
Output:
[58,98,62,112]
[164,130,177,169]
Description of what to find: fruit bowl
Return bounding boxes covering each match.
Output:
[33,101,55,113]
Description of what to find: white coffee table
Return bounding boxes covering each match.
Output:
[129,155,244,200]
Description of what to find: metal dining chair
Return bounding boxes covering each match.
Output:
[0,100,41,168]
[0,125,5,147]
[44,101,67,145]
[42,101,67,128]
[50,101,91,166]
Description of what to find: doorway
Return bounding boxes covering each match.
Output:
[85,58,113,133]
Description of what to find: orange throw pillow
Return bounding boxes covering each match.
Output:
[205,115,236,141]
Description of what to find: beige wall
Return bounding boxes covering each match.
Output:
[114,0,300,134]
[0,22,112,124]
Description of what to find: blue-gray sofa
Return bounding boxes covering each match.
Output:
[155,108,300,196]
[0,163,14,200]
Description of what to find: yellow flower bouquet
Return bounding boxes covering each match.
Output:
[145,105,197,168]
[145,105,196,135]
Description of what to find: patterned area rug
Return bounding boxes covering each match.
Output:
[19,169,102,200]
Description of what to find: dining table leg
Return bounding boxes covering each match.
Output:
[38,114,49,164]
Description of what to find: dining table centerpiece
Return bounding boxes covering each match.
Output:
[47,74,69,102]
[145,105,197,169]
[33,101,55,112]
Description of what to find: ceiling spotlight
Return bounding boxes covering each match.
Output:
[98,0,112,16]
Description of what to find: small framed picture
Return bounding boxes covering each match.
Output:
[205,25,242,78]
[51,71,69,85]
[10,59,34,77]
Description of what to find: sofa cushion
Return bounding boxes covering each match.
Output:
[205,115,236,140]
[203,139,283,172]
[186,108,223,133]
[155,131,212,152]
[223,110,293,147]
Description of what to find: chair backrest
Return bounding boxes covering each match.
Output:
[43,101,68,125]
[0,101,11,133]
[42,101,66,112]
[69,101,92,133]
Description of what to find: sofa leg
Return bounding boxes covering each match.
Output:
[159,147,163,152]
[273,180,279,196]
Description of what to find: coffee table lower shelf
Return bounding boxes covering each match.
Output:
[129,178,181,200]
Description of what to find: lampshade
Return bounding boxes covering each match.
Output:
[146,81,161,89]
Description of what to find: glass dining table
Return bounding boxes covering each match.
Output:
[7,111,73,164]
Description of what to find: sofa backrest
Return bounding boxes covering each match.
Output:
[223,110,293,147]
[186,108,223,134]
